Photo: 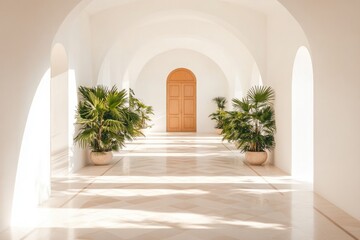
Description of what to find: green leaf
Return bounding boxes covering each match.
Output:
[221,86,276,152]
[73,85,153,152]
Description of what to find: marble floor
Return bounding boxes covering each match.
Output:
[2,133,360,240]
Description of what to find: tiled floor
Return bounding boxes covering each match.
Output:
[3,133,360,240]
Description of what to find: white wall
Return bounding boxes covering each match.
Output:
[51,44,69,177]
[12,3,95,228]
[12,70,52,227]
[0,0,82,231]
[135,49,228,133]
[51,71,69,176]
[52,11,94,172]
[266,9,309,168]
[279,0,360,221]
[292,47,313,182]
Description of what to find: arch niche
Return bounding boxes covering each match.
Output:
[292,46,314,182]
[166,68,197,132]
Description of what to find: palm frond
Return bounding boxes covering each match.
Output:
[74,85,153,152]
[212,97,227,110]
[222,86,276,152]
[232,98,251,112]
[247,85,275,105]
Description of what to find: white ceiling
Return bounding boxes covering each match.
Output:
[84,0,283,16]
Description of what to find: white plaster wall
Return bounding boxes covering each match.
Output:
[0,0,82,231]
[134,49,228,133]
[51,71,69,177]
[292,47,313,182]
[250,63,263,87]
[279,0,360,221]
[12,70,52,227]
[266,10,309,169]
[52,11,94,172]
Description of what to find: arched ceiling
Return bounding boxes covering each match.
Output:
[99,12,258,87]
[84,0,283,16]
[57,0,306,90]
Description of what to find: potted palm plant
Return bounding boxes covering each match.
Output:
[129,88,154,130]
[222,86,276,165]
[209,96,227,134]
[74,85,143,165]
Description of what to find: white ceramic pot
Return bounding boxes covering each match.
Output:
[90,151,113,165]
[216,128,222,135]
[245,151,267,165]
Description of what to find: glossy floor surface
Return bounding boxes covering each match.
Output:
[3,133,360,240]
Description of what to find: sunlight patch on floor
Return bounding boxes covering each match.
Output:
[35,208,287,230]
[76,188,209,197]
[80,175,295,185]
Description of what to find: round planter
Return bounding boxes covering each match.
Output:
[90,151,113,165]
[245,151,267,165]
[215,128,223,135]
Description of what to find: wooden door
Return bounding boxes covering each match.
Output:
[167,68,196,132]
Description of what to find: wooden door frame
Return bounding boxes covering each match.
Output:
[166,68,197,132]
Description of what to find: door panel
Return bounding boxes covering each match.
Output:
[169,84,180,97]
[183,99,195,115]
[167,68,196,132]
[168,117,181,131]
[183,84,194,97]
[169,99,180,115]
[183,117,196,131]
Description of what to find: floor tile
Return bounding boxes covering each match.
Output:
[3,133,359,240]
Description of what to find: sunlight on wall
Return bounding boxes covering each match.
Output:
[51,43,70,177]
[12,69,51,226]
[68,69,78,173]
[292,46,313,182]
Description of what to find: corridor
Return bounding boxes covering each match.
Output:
[6,133,360,240]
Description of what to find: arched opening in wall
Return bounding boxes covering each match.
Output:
[133,49,228,133]
[292,46,313,183]
[50,43,70,176]
[167,68,197,132]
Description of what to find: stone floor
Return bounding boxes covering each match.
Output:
[2,133,360,240]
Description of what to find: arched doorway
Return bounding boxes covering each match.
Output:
[292,46,314,182]
[167,68,197,132]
